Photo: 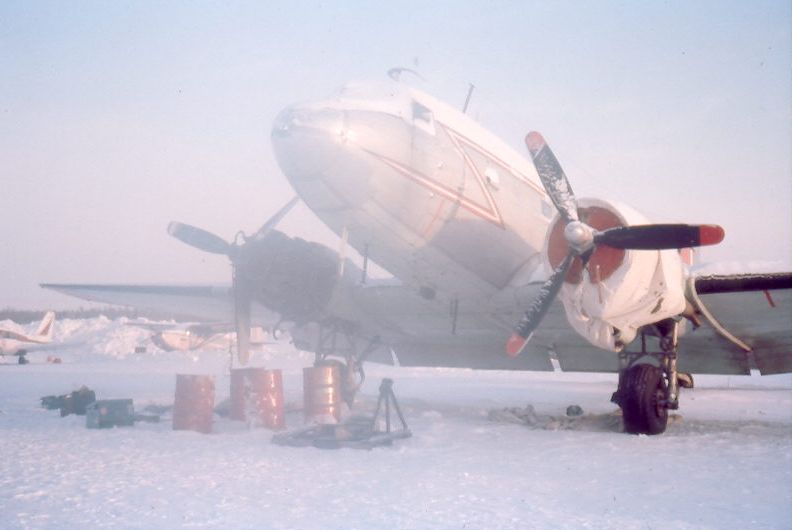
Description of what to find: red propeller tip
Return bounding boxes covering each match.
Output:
[506,333,527,357]
[524,132,546,155]
[699,225,725,246]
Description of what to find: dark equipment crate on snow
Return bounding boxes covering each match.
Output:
[86,399,135,429]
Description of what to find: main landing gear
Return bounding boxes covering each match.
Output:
[611,319,693,435]
[312,318,380,407]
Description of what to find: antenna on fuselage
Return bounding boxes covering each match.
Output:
[387,67,425,82]
[462,83,475,114]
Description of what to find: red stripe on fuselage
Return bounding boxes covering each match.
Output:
[362,121,548,227]
[363,149,504,226]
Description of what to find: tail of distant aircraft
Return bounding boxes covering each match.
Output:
[33,311,56,343]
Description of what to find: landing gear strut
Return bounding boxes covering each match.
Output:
[312,318,380,407]
[612,319,689,435]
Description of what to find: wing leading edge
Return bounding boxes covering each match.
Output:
[40,284,240,323]
[682,272,792,375]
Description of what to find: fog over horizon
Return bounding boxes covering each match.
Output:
[2,1,790,311]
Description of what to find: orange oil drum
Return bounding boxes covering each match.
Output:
[230,368,285,430]
[172,374,215,434]
[303,363,342,423]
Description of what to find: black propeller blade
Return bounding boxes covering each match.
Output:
[167,222,231,256]
[249,196,299,242]
[507,131,726,356]
[525,131,578,224]
[595,224,725,250]
[507,252,575,357]
[233,271,252,365]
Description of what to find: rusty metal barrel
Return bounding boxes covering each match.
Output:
[172,374,215,434]
[303,363,342,423]
[230,368,285,430]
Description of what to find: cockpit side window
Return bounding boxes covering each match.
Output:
[412,101,435,135]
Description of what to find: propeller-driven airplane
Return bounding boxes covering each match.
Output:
[0,311,56,364]
[43,77,792,434]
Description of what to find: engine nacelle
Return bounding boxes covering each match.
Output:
[241,231,340,325]
[545,198,686,351]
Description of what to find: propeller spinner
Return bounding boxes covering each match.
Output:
[506,132,724,357]
[168,197,299,363]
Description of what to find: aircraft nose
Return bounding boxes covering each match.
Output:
[271,103,348,176]
[271,104,344,140]
[271,102,373,212]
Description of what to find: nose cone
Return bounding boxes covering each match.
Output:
[271,102,373,214]
[271,103,346,177]
[271,104,345,141]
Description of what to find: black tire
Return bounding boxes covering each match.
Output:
[620,364,668,435]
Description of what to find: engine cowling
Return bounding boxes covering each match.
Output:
[240,231,340,325]
[545,198,687,351]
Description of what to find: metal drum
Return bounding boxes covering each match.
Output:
[303,363,342,423]
[230,368,285,430]
[172,374,215,434]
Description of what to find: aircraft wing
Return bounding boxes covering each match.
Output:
[40,284,255,323]
[124,320,236,334]
[41,271,791,375]
[339,272,792,375]
[679,272,792,375]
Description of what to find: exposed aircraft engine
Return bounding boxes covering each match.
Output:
[545,198,686,351]
[507,132,725,357]
[237,231,339,324]
[166,197,339,363]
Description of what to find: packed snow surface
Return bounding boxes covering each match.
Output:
[1,317,791,529]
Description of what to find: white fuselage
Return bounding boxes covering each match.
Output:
[0,337,31,355]
[272,81,553,303]
[272,81,686,352]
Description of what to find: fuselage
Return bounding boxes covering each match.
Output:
[272,81,554,302]
[0,312,56,356]
[0,337,27,355]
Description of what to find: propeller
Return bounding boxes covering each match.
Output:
[168,197,299,364]
[167,222,231,256]
[506,132,724,357]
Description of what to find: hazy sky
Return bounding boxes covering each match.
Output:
[1,1,790,310]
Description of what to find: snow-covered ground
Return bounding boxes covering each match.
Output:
[1,317,791,529]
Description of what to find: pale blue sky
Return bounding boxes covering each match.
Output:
[1,1,790,309]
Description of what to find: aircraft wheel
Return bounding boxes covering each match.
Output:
[620,364,668,435]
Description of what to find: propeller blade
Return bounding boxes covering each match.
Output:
[595,224,725,250]
[525,132,578,224]
[233,271,252,365]
[250,196,299,242]
[167,222,231,256]
[506,252,576,357]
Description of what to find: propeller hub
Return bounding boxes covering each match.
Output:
[564,221,594,252]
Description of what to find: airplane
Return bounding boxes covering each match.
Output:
[0,311,56,364]
[125,320,273,352]
[42,76,792,435]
